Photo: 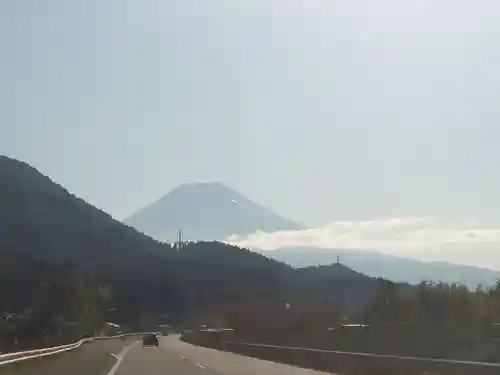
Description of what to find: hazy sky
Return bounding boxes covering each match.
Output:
[2,0,500,228]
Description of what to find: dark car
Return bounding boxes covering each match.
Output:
[142,333,159,347]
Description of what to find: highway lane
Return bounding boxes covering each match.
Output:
[114,335,336,375]
[114,340,220,375]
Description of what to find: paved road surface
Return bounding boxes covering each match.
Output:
[115,335,335,375]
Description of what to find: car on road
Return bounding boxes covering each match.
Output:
[142,333,159,347]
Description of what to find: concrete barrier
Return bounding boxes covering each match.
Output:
[182,330,500,375]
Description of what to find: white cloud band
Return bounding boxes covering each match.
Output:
[226,217,500,270]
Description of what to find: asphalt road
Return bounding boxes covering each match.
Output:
[114,335,335,375]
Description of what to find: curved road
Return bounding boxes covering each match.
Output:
[114,335,335,375]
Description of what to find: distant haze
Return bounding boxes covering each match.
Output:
[2,0,500,224]
[2,1,500,270]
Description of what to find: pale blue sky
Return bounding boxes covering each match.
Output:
[1,0,500,226]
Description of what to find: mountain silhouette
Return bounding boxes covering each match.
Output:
[0,156,291,319]
[0,156,376,322]
[124,182,305,242]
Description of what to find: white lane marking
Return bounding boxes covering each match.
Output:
[177,353,206,369]
[106,341,139,375]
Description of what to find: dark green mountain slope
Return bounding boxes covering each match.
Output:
[0,156,379,325]
[0,156,292,319]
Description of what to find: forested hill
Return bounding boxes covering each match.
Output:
[0,157,296,319]
[0,155,168,262]
[0,156,380,341]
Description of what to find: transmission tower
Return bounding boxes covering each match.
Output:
[175,229,184,250]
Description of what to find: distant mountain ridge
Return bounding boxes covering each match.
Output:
[260,247,500,289]
[122,178,500,288]
[124,182,305,242]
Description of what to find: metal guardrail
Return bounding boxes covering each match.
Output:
[0,341,79,361]
[0,332,150,366]
[229,341,500,368]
